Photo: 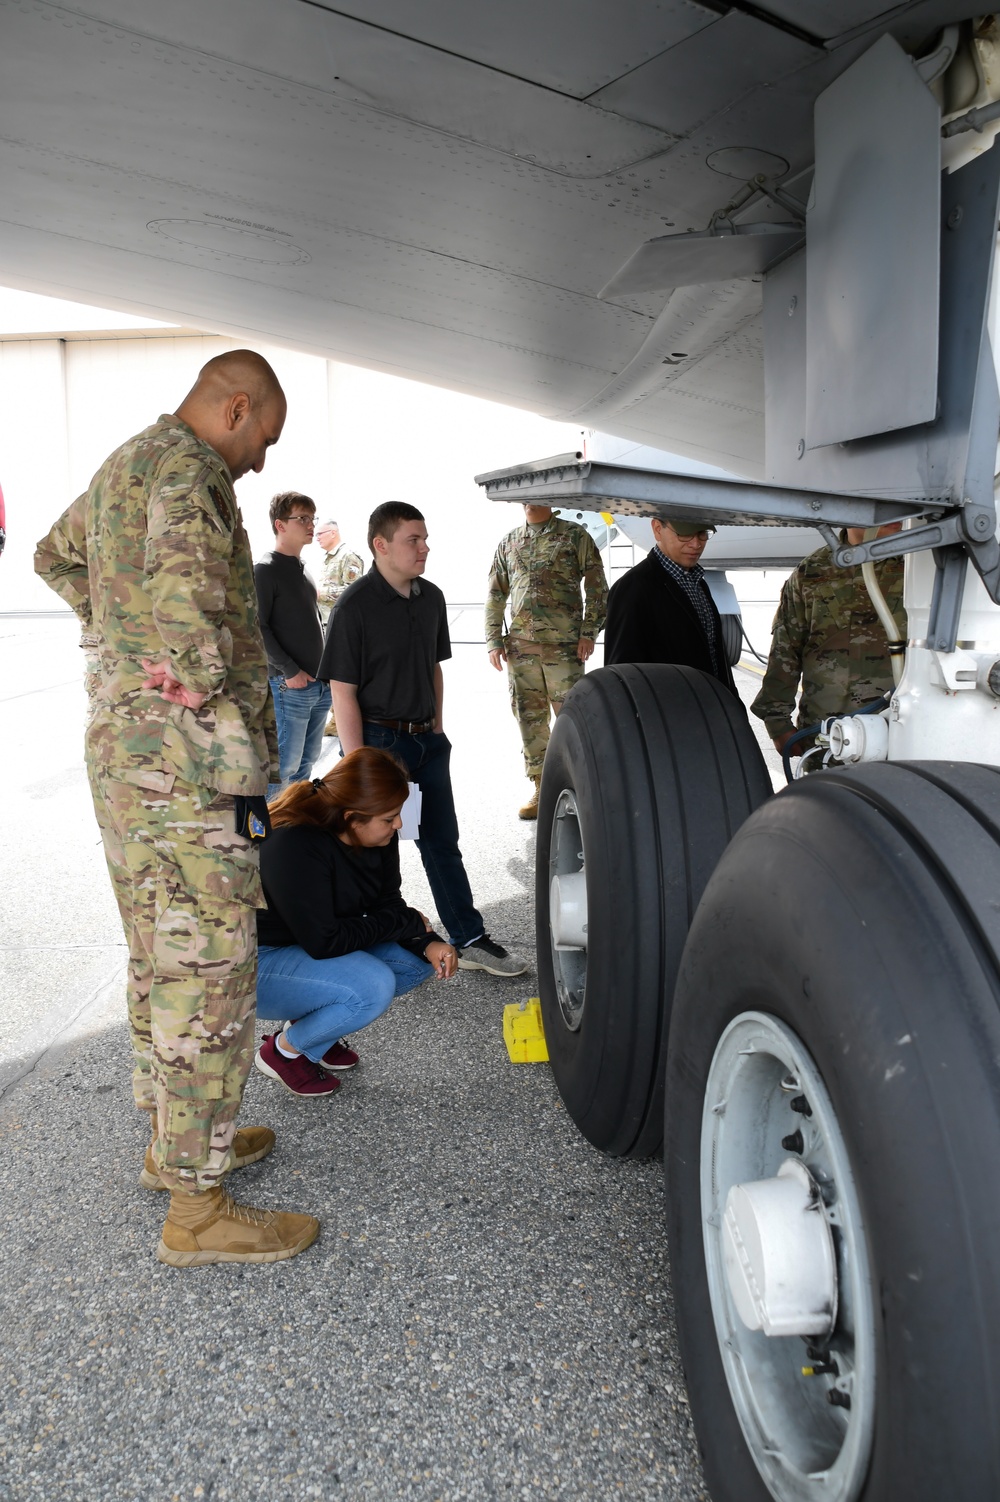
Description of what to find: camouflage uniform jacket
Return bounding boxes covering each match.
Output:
[317,540,365,623]
[34,413,277,795]
[484,517,608,653]
[751,545,905,738]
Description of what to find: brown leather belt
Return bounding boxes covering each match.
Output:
[366,716,435,735]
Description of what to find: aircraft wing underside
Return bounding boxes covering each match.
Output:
[0,0,980,475]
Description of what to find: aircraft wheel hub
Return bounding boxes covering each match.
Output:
[722,1158,837,1338]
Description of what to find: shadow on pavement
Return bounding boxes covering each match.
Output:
[0,896,706,1502]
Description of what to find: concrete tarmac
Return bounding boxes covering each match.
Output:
[1,613,781,1502]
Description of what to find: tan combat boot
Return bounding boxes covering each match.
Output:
[518,777,541,820]
[157,1186,320,1267]
[140,1125,276,1191]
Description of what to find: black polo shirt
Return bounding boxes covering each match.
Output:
[318,566,451,722]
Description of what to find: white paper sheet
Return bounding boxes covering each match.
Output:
[399,781,422,840]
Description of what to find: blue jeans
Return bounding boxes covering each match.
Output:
[268,677,332,799]
[362,725,484,949]
[256,941,432,1061]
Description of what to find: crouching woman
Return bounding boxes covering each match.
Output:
[254,746,457,1097]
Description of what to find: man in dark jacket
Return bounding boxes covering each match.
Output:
[604,516,736,694]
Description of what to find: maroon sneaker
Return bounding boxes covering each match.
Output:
[317,1038,360,1073]
[254,1035,341,1099]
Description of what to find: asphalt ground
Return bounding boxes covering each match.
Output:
[1,612,782,1502]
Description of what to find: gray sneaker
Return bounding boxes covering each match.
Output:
[457,935,530,977]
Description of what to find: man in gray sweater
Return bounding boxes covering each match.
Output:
[254,490,331,799]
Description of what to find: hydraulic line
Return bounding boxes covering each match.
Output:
[782,723,822,784]
[861,556,906,686]
[792,745,827,779]
[941,96,1000,137]
[740,622,768,665]
[781,694,891,784]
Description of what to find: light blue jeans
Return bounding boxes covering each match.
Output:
[268,676,332,799]
[256,941,433,1061]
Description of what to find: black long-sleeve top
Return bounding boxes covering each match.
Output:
[253,550,324,679]
[257,824,441,959]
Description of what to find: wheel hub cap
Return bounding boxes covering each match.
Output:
[550,870,588,949]
[547,789,588,1030]
[722,1158,837,1337]
[700,1012,876,1502]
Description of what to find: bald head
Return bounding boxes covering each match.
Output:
[175,349,287,480]
[181,349,282,411]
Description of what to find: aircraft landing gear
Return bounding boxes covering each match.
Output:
[535,662,771,1157]
[665,762,1000,1502]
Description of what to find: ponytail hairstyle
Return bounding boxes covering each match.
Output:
[268,747,409,841]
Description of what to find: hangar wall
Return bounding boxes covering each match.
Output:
[0,329,583,612]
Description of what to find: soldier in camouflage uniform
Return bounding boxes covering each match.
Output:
[34,349,319,1267]
[751,526,905,759]
[486,504,608,818]
[315,517,365,737]
[45,492,104,714]
[315,518,365,624]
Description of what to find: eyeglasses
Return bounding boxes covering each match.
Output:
[286,515,315,527]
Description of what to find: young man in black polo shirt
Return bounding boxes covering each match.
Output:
[254,491,332,799]
[319,502,528,978]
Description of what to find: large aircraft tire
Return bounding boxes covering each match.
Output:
[665,762,1000,1502]
[536,663,771,1158]
[720,612,743,667]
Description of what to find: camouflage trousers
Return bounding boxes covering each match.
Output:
[88,763,261,1193]
[506,641,584,778]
